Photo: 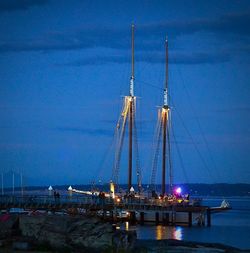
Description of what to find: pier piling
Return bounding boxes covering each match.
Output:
[155,212,159,225]
[207,208,211,227]
[140,212,144,225]
[162,212,169,225]
[130,211,136,225]
[188,211,192,227]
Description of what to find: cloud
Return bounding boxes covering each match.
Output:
[55,127,114,137]
[0,26,129,53]
[139,12,250,37]
[61,50,231,66]
[61,55,129,66]
[0,11,249,54]
[0,40,88,53]
[0,0,49,12]
[214,106,250,113]
[55,125,152,139]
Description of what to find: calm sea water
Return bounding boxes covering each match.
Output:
[136,197,250,250]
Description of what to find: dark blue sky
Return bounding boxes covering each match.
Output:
[0,0,249,187]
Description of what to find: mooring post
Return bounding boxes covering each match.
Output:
[140,212,144,225]
[171,206,176,225]
[113,206,117,222]
[202,213,205,226]
[162,212,169,226]
[155,212,159,225]
[162,212,166,225]
[207,208,211,227]
[171,212,176,225]
[166,213,169,225]
[130,211,136,225]
[188,211,192,227]
[110,210,113,221]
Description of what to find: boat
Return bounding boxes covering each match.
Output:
[70,25,189,204]
[68,25,231,225]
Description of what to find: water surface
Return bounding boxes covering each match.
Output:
[136,197,250,249]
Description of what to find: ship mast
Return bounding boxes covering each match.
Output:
[130,24,135,97]
[128,24,135,191]
[162,38,169,196]
[112,24,141,193]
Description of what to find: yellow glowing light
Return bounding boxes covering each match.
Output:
[125,221,129,231]
[110,182,115,199]
[156,226,164,240]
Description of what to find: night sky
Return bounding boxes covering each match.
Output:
[0,0,249,187]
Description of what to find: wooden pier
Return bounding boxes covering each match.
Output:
[0,194,229,227]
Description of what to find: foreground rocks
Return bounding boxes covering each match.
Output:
[0,214,136,252]
[0,214,19,238]
[0,214,249,253]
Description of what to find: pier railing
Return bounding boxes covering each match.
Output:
[0,194,111,208]
[0,194,205,212]
[0,194,222,227]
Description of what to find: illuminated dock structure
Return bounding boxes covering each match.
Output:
[0,194,231,227]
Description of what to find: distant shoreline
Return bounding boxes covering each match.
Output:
[2,183,250,197]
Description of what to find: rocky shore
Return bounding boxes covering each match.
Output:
[0,214,249,253]
[0,213,135,252]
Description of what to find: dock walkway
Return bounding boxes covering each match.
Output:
[0,195,228,227]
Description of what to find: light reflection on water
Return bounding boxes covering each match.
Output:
[124,222,183,241]
[136,198,250,249]
[156,226,183,240]
[174,227,183,240]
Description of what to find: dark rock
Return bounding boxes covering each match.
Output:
[19,215,136,251]
[12,241,30,250]
[0,240,4,247]
[113,230,137,250]
[0,214,18,239]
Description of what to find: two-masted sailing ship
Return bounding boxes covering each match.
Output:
[72,24,189,205]
[69,25,231,226]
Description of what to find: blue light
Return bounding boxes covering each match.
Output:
[176,187,182,194]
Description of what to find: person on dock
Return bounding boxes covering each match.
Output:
[98,191,105,206]
[53,190,60,204]
[56,192,60,204]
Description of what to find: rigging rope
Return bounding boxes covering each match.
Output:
[170,112,189,184]
[175,66,221,182]
[150,112,163,190]
[112,97,129,184]
[96,129,116,182]
[132,101,142,192]
[172,102,217,182]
